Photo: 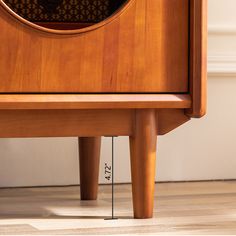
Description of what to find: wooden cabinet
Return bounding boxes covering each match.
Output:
[0,0,189,93]
[0,0,207,218]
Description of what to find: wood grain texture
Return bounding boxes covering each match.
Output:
[0,0,132,35]
[79,137,101,200]
[35,22,94,30]
[129,109,157,218]
[0,0,189,93]
[1,182,236,234]
[0,94,191,109]
[0,109,134,137]
[158,109,190,135]
[0,108,190,138]
[187,0,208,118]
[0,0,207,221]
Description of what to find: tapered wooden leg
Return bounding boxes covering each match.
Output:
[129,109,157,219]
[79,137,101,200]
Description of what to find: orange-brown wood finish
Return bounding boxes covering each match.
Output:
[0,94,191,110]
[187,0,208,117]
[0,0,189,93]
[79,137,101,200]
[0,0,207,219]
[0,109,134,138]
[158,109,190,135]
[130,109,157,218]
[35,22,94,30]
[0,108,189,138]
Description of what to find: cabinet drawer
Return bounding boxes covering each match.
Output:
[0,0,189,93]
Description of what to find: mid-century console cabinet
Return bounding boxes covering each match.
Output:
[0,0,207,218]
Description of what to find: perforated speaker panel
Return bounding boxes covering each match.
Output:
[3,0,126,23]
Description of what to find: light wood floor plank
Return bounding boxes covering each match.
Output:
[0,181,236,234]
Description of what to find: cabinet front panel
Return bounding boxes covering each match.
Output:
[0,0,189,93]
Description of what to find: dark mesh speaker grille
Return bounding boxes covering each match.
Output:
[3,0,126,23]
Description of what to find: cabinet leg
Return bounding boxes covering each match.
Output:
[79,137,101,200]
[129,109,157,219]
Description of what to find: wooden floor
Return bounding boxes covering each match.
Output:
[0,181,236,235]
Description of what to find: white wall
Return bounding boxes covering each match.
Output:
[0,0,236,187]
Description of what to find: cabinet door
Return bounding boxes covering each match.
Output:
[0,0,189,93]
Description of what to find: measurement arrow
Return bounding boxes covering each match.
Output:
[105,136,118,220]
